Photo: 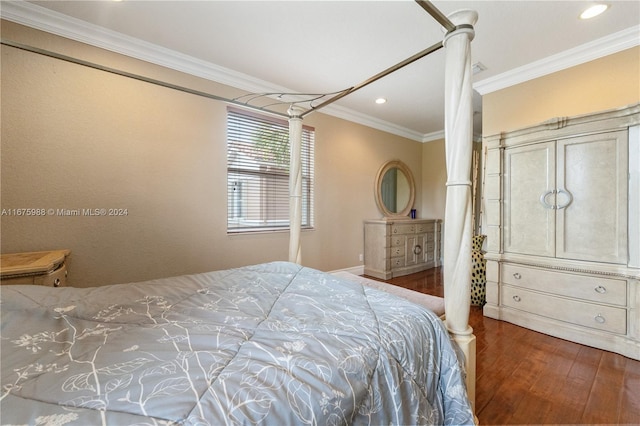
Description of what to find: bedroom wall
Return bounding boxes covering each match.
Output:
[482,46,640,135]
[420,138,446,220]
[1,21,429,287]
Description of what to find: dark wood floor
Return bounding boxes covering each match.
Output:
[374,267,640,426]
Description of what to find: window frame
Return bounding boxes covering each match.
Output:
[226,106,315,234]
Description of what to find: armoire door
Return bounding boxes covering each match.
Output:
[503,141,556,256]
[556,130,628,264]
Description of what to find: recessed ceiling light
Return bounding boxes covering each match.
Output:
[580,4,609,19]
[375,98,387,104]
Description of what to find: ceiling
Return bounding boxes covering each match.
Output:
[4,1,640,141]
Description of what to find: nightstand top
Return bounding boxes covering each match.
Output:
[0,249,70,277]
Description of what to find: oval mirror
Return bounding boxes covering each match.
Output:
[374,160,415,218]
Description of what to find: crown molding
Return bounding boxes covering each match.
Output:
[474,25,640,95]
[319,103,426,141]
[422,130,445,143]
[1,0,426,142]
[0,1,288,94]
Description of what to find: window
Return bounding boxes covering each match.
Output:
[227,107,315,233]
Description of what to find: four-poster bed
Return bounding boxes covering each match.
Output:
[1,0,479,423]
[284,8,479,408]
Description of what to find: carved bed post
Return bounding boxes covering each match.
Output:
[288,106,304,264]
[442,9,478,412]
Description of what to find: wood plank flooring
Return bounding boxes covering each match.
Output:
[372,267,640,425]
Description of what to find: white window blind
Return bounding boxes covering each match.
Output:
[227,107,315,233]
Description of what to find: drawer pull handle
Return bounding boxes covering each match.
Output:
[594,314,606,324]
[53,278,61,287]
[513,295,521,302]
[413,245,422,255]
[594,285,607,294]
[513,273,522,279]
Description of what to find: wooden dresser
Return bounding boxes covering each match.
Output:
[482,104,640,360]
[364,218,441,280]
[0,249,70,287]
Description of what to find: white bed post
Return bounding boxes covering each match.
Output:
[288,106,303,264]
[442,9,478,413]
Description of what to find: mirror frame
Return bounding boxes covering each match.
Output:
[374,160,416,218]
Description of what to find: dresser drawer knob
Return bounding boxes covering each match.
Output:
[594,314,606,324]
[513,295,521,302]
[413,245,422,255]
[594,285,607,294]
[513,272,522,279]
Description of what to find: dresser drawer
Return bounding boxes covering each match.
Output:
[392,222,435,235]
[391,236,403,247]
[391,257,405,268]
[416,223,434,233]
[502,285,626,335]
[392,223,417,235]
[35,263,68,287]
[1,263,68,287]
[425,250,435,262]
[390,245,405,258]
[501,264,627,306]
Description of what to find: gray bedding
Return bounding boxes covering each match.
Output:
[1,261,474,425]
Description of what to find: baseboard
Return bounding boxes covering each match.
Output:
[328,265,364,276]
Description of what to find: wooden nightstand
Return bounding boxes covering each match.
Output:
[0,249,70,287]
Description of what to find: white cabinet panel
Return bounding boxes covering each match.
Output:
[556,131,628,263]
[503,131,628,264]
[503,141,555,257]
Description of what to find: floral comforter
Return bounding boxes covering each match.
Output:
[1,261,474,425]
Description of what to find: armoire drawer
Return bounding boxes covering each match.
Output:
[502,285,626,335]
[501,264,627,306]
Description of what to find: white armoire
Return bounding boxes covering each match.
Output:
[482,103,640,360]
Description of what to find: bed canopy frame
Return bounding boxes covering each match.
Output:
[1,0,478,411]
[279,3,479,408]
